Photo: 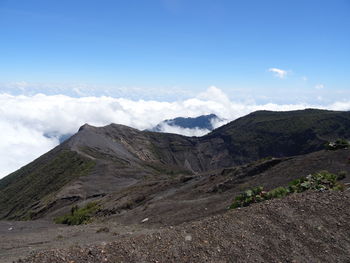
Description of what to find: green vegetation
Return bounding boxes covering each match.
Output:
[325,139,350,150]
[230,170,346,209]
[54,201,100,225]
[0,150,95,220]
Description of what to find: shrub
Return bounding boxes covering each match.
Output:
[325,139,350,150]
[229,186,265,209]
[54,201,100,225]
[332,183,346,191]
[230,170,345,210]
[337,171,347,180]
[266,187,289,199]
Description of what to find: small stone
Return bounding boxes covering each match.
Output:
[141,218,149,223]
[185,235,192,241]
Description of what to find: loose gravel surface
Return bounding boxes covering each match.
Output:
[0,220,150,263]
[13,190,350,263]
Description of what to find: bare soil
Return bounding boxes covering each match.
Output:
[9,190,350,263]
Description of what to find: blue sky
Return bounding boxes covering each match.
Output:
[0,0,349,103]
[1,0,350,177]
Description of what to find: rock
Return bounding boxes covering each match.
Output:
[185,235,192,242]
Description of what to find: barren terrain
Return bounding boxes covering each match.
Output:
[9,190,350,263]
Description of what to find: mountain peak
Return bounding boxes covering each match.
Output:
[150,113,223,133]
[78,123,96,132]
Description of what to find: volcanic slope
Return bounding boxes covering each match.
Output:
[1,109,350,221]
[18,190,350,263]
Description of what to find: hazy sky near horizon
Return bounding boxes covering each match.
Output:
[0,0,349,103]
[1,0,350,178]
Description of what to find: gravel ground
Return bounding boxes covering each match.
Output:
[16,190,350,263]
[0,220,151,263]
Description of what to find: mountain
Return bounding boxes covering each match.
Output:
[151,113,222,132]
[207,108,350,162]
[1,108,350,221]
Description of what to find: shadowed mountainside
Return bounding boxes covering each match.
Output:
[207,108,350,162]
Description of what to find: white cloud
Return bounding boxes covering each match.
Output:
[1,86,350,179]
[268,68,288,79]
[328,101,350,111]
[0,82,193,101]
[156,123,211,137]
[210,117,229,129]
[0,120,58,177]
[315,84,325,89]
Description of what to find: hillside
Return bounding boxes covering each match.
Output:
[207,109,350,163]
[16,190,350,263]
[1,109,350,221]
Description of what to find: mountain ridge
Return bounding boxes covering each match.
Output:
[150,113,222,132]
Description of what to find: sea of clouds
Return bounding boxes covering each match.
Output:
[1,86,350,179]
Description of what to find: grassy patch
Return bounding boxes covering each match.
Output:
[230,170,346,209]
[54,201,100,225]
[0,150,95,220]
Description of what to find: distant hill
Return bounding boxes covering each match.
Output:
[1,108,350,221]
[150,114,222,132]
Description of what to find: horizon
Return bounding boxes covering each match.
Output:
[1,0,350,178]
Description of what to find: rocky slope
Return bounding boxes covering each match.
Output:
[17,190,350,263]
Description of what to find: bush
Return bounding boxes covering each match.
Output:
[325,139,350,150]
[230,186,265,209]
[230,170,345,210]
[54,202,100,225]
[337,171,347,180]
[266,187,289,199]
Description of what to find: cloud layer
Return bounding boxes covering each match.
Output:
[1,86,350,179]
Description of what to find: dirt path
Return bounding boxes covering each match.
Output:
[11,190,350,263]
